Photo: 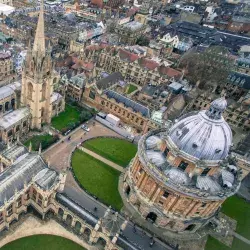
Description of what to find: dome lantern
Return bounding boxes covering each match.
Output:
[205,97,227,120]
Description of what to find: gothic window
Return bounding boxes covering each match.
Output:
[178,161,188,171]
[17,196,22,208]
[89,90,96,100]
[41,107,45,118]
[11,98,15,109]
[28,82,33,99]
[16,125,20,132]
[32,189,37,200]
[53,78,57,84]
[42,83,46,100]
[7,205,13,216]
[7,130,12,137]
[0,105,2,112]
[163,147,169,157]
[5,101,9,111]
[163,191,169,198]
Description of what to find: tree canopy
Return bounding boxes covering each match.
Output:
[179,46,234,90]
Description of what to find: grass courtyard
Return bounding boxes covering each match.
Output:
[2,235,85,250]
[83,137,137,167]
[72,149,123,210]
[51,104,81,132]
[24,134,59,151]
[206,195,250,250]
[126,84,138,94]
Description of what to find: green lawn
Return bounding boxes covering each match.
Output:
[2,235,85,250]
[206,196,250,250]
[206,236,249,250]
[221,196,250,240]
[127,84,138,94]
[83,137,137,167]
[51,104,81,132]
[72,149,123,210]
[24,134,58,151]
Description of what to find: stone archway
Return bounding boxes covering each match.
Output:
[74,221,81,233]
[185,224,196,232]
[65,214,73,226]
[146,212,157,223]
[58,208,64,219]
[125,185,131,196]
[83,227,91,241]
[5,101,9,111]
[96,237,106,249]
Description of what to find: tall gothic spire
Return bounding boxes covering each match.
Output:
[33,0,45,56]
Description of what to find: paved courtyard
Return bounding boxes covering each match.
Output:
[43,121,170,250]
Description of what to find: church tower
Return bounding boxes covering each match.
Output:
[21,0,55,129]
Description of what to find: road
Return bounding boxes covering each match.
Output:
[43,122,172,250]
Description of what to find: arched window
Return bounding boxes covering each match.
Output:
[28,82,33,99]
[42,83,46,100]
[41,107,45,119]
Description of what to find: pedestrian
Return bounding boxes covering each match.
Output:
[94,207,97,211]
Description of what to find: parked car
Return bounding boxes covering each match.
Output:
[81,125,90,132]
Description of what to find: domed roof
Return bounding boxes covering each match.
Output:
[146,150,165,167]
[146,136,162,150]
[168,98,232,161]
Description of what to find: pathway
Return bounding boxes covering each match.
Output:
[43,122,170,250]
[80,147,125,173]
[233,232,250,245]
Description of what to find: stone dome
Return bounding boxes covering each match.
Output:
[168,98,232,161]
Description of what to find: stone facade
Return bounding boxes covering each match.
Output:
[82,82,159,133]
[0,51,13,83]
[122,98,242,236]
[21,3,64,129]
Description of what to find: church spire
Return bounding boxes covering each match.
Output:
[33,0,45,56]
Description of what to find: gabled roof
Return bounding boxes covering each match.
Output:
[104,90,150,117]
[96,72,123,90]
[118,49,139,62]
[0,153,58,207]
[139,58,159,70]
[0,107,30,130]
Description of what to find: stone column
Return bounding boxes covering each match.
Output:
[171,197,183,213]
[165,195,178,212]
[187,202,201,217]
[137,171,146,187]
[139,174,149,191]
[151,187,162,203]
[183,200,197,216]
[148,183,157,200]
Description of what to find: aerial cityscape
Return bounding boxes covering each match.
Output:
[0,0,249,249]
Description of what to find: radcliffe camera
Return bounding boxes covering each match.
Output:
[0,0,249,250]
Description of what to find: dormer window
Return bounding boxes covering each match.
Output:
[178,161,188,171]
[201,168,211,176]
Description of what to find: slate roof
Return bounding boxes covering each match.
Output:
[1,144,28,162]
[96,72,123,90]
[0,107,30,130]
[228,71,250,90]
[104,90,150,117]
[0,153,59,207]
[56,193,98,227]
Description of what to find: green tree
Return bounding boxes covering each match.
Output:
[136,36,150,46]
[179,46,234,90]
[79,110,92,122]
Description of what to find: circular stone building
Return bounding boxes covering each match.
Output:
[122,98,242,234]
